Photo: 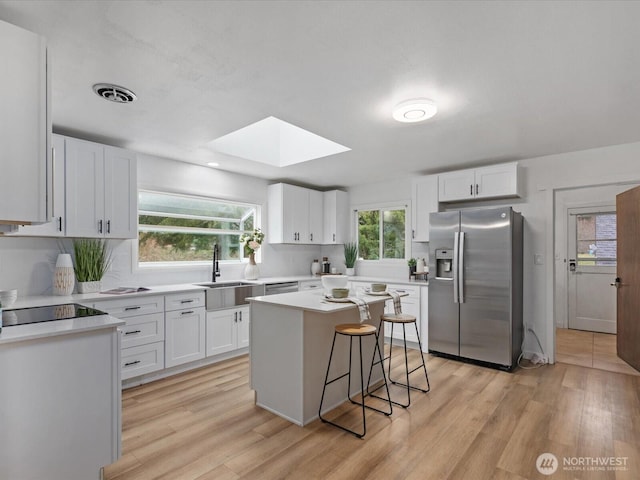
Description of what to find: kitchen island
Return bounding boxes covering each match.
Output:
[0,308,124,480]
[249,290,392,426]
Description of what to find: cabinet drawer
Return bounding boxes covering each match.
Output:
[94,295,164,318]
[121,341,165,380]
[299,280,321,291]
[120,312,165,349]
[165,291,205,312]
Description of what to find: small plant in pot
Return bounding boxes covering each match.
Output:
[408,258,417,276]
[73,239,112,293]
[344,242,358,276]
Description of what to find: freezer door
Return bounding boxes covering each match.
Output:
[459,207,513,366]
[428,211,460,356]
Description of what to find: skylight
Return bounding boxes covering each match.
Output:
[208,116,350,167]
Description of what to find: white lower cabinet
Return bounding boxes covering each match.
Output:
[165,306,206,368]
[206,306,250,357]
[93,295,166,380]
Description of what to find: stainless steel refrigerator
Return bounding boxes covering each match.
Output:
[428,206,523,370]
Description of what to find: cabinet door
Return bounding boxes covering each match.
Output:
[10,134,65,236]
[65,138,105,237]
[206,309,237,356]
[282,184,309,242]
[323,190,349,244]
[237,306,250,349]
[412,175,438,242]
[438,170,475,202]
[0,20,50,224]
[104,146,137,239]
[308,189,323,244]
[165,307,206,367]
[474,163,519,199]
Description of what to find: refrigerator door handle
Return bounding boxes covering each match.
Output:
[453,232,460,303]
[458,231,465,303]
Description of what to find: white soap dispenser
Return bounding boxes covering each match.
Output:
[416,257,425,273]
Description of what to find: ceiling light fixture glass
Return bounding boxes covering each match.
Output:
[392,98,437,123]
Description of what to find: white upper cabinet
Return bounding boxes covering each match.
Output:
[0,20,51,226]
[9,134,65,236]
[268,183,324,244]
[438,162,520,202]
[411,175,438,242]
[323,190,349,244]
[65,137,137,239]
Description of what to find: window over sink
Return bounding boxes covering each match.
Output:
[138,190,259,265]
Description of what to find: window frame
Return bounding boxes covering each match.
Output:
[136,189,262,269]
[353,202,411,263]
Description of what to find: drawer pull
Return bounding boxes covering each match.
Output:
[124,306,141,311]
[181,310,195,315]
[124,330,141,335]
[124,360,141,367]
[180,299,194,304]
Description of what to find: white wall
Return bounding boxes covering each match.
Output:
[347,141,640,361]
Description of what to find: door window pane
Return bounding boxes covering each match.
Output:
[576,213,616,266]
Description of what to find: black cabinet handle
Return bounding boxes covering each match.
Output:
[98,219,103,233]
[181,310,194,315]
[124,360,141,367]
[234,312,238,323]
[181,299,194,304]
[107,219,111,234]
[475,184,479,195]
[470,184,473,195]
[124,330,141,335]
[124,306,141,311]
[58,217,63,232]
[239,311,242,321]
[333,233,336,242]
[310,233,313,242]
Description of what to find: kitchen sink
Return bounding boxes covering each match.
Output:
[195,282,265,311]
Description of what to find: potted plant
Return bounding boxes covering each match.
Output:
[240,228,265,280]
[73,239,112,293]
[408,258,417,276]
[344,242,358,276]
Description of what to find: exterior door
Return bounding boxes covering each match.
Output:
[567,207,617,333]
[616,186,640,371]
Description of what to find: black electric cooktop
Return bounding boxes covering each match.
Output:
[1,303,106,327]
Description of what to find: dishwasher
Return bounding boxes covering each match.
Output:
[264,281,299,295]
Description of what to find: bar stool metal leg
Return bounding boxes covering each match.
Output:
[319,328,392,439]
[367,316,431,408]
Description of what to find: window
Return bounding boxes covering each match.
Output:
[356,206,407,260]
[576,212,617,266]
[138,191,258,265]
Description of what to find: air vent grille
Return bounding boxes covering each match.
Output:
[93,83,137,104]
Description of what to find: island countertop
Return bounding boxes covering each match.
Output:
[248,289,397,313]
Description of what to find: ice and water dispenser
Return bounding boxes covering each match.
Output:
[435,249,454,279]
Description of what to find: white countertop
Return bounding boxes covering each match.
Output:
[249,289,403,313]
[0,313,125,345]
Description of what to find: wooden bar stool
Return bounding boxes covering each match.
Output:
[318,323,392,438]
[367,313,430,408]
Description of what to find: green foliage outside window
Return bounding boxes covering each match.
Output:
[357,208,406,260]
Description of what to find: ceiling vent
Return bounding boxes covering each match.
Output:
[92,83,137,104]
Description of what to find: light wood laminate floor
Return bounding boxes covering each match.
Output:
[105,351,640,480]
[556,328,640,376]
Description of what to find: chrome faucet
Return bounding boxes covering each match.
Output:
[212,243,221,282]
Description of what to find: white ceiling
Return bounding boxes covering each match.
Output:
[2,0,640,188]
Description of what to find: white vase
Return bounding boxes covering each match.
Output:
[244,253,260,280]
[77,280,101,294]
[53,253,75,296]
[345,267,355,276]
[311,260,321,275]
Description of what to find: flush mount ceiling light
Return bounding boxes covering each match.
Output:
[392,98,437,123]
[207,162,219,167]
[92,83,137,104]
